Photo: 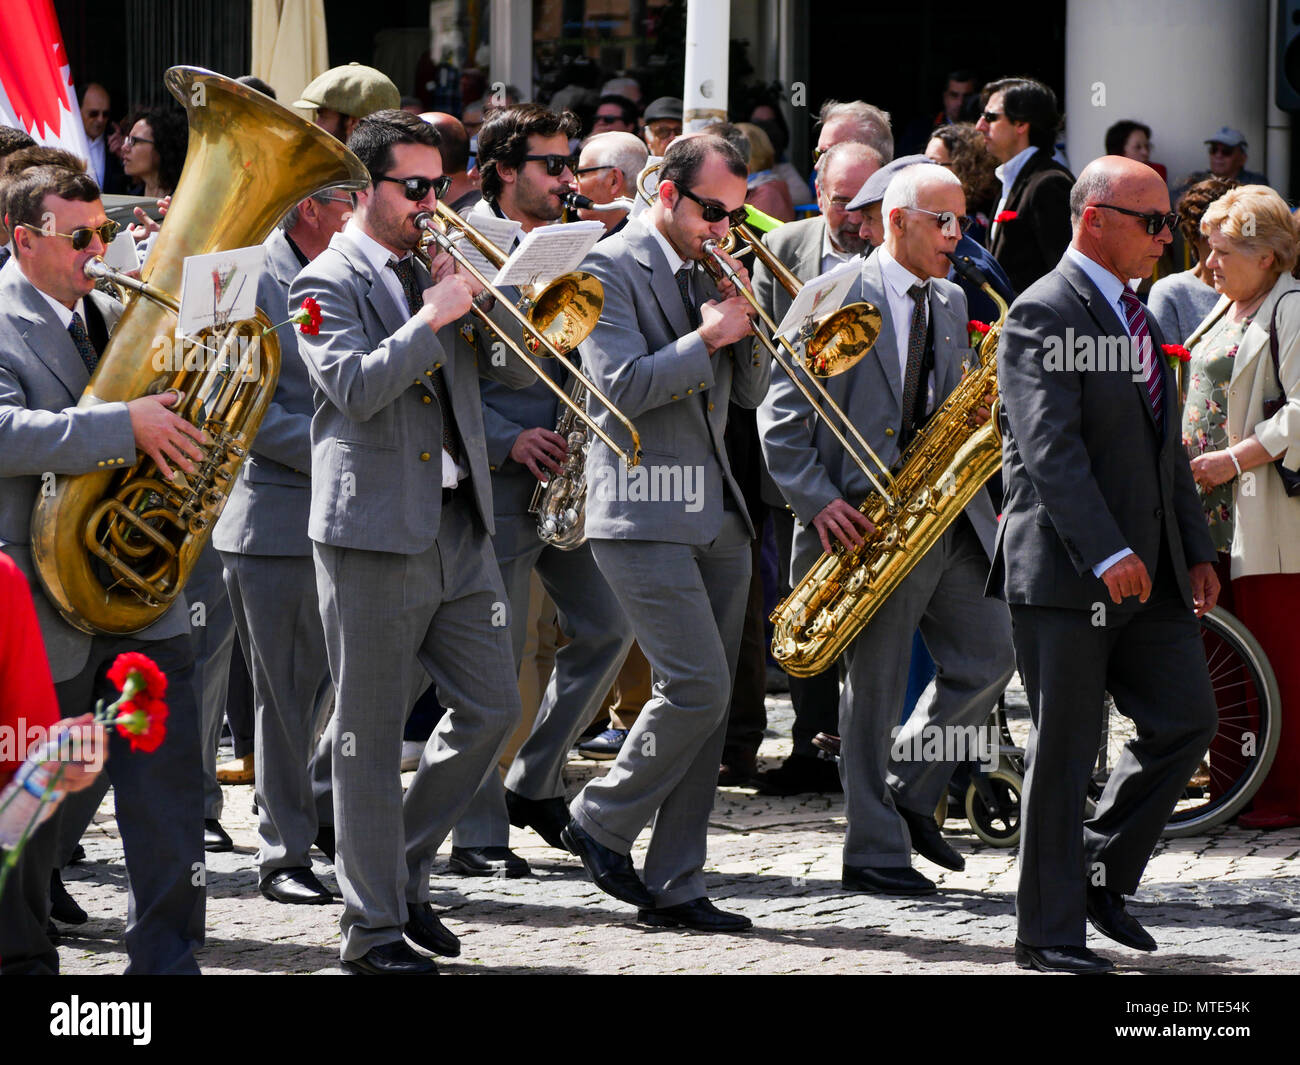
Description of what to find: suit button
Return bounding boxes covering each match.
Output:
[884,427,895,437]
[97,460,106,467]
[435,362,442,369]
[687,388,694,394]
[708,402,715,411]
[422,395,432,404]
[489,464,497,472]
[425,369,433,376]
[699,381,707,388]
[672,394,680,400]
[420,452,431,462]
[1154,507,1164,519]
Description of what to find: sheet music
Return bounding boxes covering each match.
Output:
[492,220,605,289]
[104,230,140,272]
[444,214,520,278]
[176,245,266,336]
[772,258,861,339]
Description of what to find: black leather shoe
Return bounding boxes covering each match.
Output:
[842,863,937,896]
[1087,886,1157,951]
[69,843,86,865]
[896,798,964,871]
[504,789,570,851]
[560,821,654,908]
[576,727,628,760]
[259,867,334,905]
[404,902,461,957]
[314,824,336,863]
[1015,939,1114,974]
[343,940,438,975]
[204,818,233,852]
[756,753,842,796]
[50,870,87,925]
[447,845,531,878]
[637,897,753,932]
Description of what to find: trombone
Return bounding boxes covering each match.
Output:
[414,206,641,468]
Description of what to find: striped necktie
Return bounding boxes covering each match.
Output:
[1119,288,1163,432]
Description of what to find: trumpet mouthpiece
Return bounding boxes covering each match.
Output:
[561,191,596,210]
[84,257,111,280]
[413,211,434,231]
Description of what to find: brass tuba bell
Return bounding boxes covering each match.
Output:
[31,67,370,635]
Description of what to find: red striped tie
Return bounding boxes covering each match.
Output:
[1119,288,1163,431]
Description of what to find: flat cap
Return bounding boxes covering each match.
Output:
[846,153,936,210]
[294,63,400,118]
[643,96,683,123]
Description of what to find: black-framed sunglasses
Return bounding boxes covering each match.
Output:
[574,165,616,176]
[18,219,120,251]
[903,206,973,237]
[522,153,577,176]
[980,110,1003,124]
[676,186,748,227]
[1092,203,1180,236]
[376,174,452,201]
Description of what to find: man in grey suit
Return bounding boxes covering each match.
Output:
[752,141,881,798]
[992,155,1219,973]
[0,164,207,973]
[290,110,534,975]
[760,164,1014,895]
[560,134,769,932]
[213,190,352,904]
[449,104,633,875]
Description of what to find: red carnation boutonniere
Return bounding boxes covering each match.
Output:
[105,651,170,751]
[263,297,323,337]
[994,210,1018,225]
[1162,343,1191,370]
[968,319,991,348]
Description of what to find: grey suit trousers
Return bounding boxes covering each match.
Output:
[188,544,238,822]
[315,494,520,961]
[454,526,632,847]
[220,552,333,875]
[573,511,751,907]
[1011,586,1217,947]
[839,520,1015,867]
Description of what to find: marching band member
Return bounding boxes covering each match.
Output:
[449,103,634,874]
[759,162,1014,895]
[212,189,353,904]
[561,134,768,932]
[290,110,533,975]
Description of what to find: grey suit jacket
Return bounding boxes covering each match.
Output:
[577,219,771,544]
[752,216,827,333]
[290,228,534,553]
[213,229,314,556]
[989,252,1215,612]
[759,249,998,579]
[0,266,189,680]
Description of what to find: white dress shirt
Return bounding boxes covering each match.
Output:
[820,224,854,274]
[876,246,936,414]
[87,135,107,187]
[345,217,463,487]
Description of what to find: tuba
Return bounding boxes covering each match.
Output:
[768,253,1009,676]
[31,67,370,635]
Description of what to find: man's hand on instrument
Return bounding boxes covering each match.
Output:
[968,392,995,427]
[1100,553,1152,605]
[699,296,757,354]
[812,498,876,554]
[426,248,459,284]
[1189,561,1220,617]
[127,390,208,481]
[710,247,752,299]
[419,274,477,330]
[510,426,569,481]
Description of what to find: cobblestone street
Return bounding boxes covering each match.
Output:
[56,693,1300,976]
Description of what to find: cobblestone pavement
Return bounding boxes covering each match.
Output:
[57,691,1300,975]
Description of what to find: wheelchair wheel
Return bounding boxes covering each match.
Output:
[965,767,1022,847]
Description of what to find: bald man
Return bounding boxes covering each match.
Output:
[419,111,481,213]
[574,131,647,235]
[79,83,124,193]
[991,156,1219,973]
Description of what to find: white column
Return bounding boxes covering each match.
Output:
[1065,0,1269,187]
[489,0,533,100]
[683,0,729,131]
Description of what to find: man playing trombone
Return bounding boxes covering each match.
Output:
[759,160,1014,895]
[561,134,769,932]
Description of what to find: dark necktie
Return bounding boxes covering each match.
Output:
[900,283,928,441]
[1119,288,1164,432]
[68,311,99,375]
[388,256,460,464]
[675,264,700,329]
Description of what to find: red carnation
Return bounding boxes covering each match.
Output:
[994,210,1018,224]
[298,297,323,336]
[106,652,167,700]
[114,695,169,753]
[968,320,990,335]
[1162,343,1191,362]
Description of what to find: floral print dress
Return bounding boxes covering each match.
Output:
[1182,314,1252,552]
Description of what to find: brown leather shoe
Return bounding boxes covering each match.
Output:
[216,753,255,785]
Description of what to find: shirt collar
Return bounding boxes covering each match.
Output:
[821,223,852,265]
[22,270,83,328]
[1065,245,1127,310]
[636,214,687,275]
[346,216,407,275]
[877,245,928,302]
[995,145,1038,197]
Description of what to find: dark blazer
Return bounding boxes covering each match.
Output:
[988,251,1215,613]
[988,148,1074,294]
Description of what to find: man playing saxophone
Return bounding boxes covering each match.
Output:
[759,161,1013,896]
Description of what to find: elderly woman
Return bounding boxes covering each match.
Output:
[1182,185,1300,828]
[1148,177,1237,343]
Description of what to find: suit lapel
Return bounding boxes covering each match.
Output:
[860,253,902,407]
[8,273,89,401]
[628,224,692,338]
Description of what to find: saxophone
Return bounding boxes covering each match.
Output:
[769,254,1009,676]
[528,376,590,549]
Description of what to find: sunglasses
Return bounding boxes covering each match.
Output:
[18,219,120,251]
[84,109,109,118]
[903,206,973,237]
[376,174,452,201]
[522,154,577,176]
[980,111,1003,124]
[123,135,153,148]
[1092,203,1180,236]
[1208,143,1238,156]
[676,186,748,227]
[574,165,616,176]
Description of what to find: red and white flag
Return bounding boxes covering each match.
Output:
[0,0,90,162]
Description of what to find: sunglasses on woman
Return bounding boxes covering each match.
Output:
[376,174,453,201]
[522,154,577,177]
[18,219,120,251]
[676,186,749,227]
